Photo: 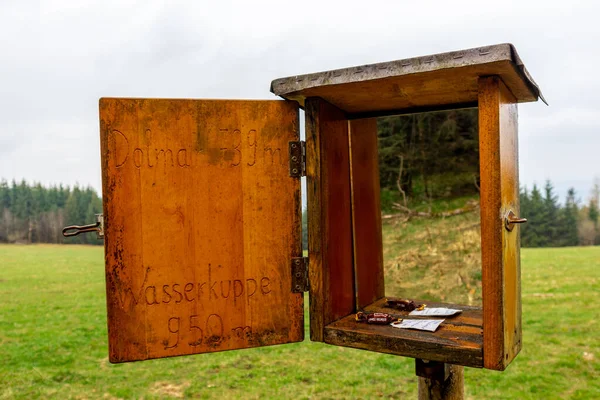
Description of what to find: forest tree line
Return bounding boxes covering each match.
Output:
[0,180,103,245]
[376,109,599,248]
[520,181,600,247]
[2,106,598,249]
[378,108,480,204]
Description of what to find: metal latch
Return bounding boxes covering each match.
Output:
[62,214,104,239]
[289,141,306,178]
[291,257,309,293]
[505,210,527,232]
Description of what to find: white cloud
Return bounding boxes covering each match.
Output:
[0,0,599,200]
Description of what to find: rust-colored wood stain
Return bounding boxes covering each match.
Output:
[349,118,385,309]
[305,98,355,341]
[99,98,303,362]
[324,298,483,368]
[478,77,522,370]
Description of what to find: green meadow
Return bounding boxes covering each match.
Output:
[0,244,598,399]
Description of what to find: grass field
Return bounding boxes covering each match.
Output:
[382,195,482,306]
[0,244,599,399]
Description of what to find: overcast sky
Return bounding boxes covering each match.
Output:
[1,0,598,203]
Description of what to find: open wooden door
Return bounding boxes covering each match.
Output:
[99,98,303,363]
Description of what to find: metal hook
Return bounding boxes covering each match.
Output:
[62,214,104,239]
[505,210,527,232]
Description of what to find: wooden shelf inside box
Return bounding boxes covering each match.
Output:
[323,298,483,368]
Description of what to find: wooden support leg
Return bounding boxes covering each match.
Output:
[416,359,464,400]
[305,97,355,342]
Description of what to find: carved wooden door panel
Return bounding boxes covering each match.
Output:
[99,98,302,362]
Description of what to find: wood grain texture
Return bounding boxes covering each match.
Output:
[99,98,303,362]
[305,97,355,342]
[324,298,483,368]
[272,44,544,115]
[478,77,522,370]
[278,62,512,116]
[349,118,385,309]
[305,98,324,341]
[418,364,464,400]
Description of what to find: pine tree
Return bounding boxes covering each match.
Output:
[589,199,599,230]
[65,185,85,244]
[519,186,531,246]
[46,185,59,212]
[558,188,579,246]
[543,180,560,246]
[588,197,599,246]
[591,181,600,245]
[0,180,10,242]
[525,184,547,247]
[0,179,10,209]
[57,184,69,209]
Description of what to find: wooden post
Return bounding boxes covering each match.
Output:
[416,360,464,400]
[348,118,385,309]
[478,76,522,370]
[305,97,355,342]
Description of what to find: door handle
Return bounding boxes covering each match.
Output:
[505,210,527,232]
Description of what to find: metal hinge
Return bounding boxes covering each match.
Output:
[291,257,309,292]
[62,214,104,239]
[289,141,306,178]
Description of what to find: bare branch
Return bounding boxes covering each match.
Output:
[473,174,480,192]
[396,155,407,208]
[381,213,410,222]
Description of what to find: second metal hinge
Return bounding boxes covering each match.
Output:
[291,257,309,293]
[289,141,306,177]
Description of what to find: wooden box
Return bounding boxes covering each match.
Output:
[96,44,543,370]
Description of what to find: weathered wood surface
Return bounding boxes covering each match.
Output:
[99,98,303,362]
[478,76,522,370]
[305,97,355,342]
[323,298,483,368]
[418,363,464,400]
[349,118,385,309]
[271,44,544,117]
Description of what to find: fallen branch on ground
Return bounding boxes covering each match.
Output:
[381,213,410,222]
[391,201,479,218]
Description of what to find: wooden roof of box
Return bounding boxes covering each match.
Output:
[271,43,545,117]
